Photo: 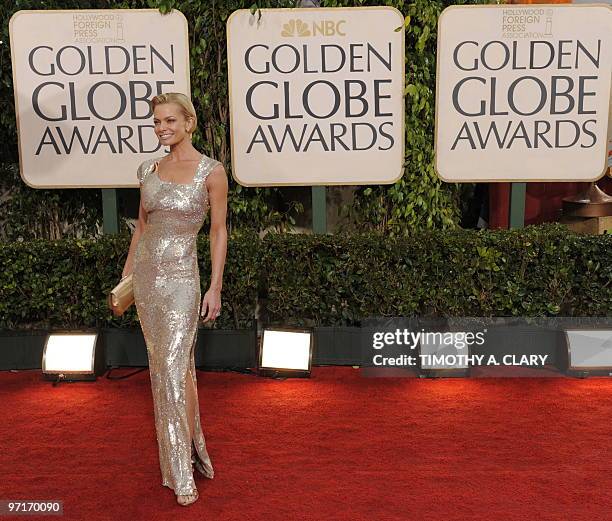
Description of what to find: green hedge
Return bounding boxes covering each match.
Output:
[262,224,612,325]
[0,230,261,330]
[1,225,609,331]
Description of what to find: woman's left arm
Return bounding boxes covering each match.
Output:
[200,164,229,322]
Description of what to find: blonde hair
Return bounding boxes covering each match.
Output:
[150,92,197,134]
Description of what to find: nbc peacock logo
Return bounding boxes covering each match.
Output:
[281,19,311,37]
[280,18,347,37]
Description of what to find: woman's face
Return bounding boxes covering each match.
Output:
[153,102,193,146]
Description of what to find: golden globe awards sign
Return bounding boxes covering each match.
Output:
[435,4,612,182]
[226,7,405,186]
[9,9,190,188]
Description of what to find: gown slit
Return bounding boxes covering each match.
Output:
[132,153,220,495]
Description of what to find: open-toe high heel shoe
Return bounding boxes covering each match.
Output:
[176,488,199,506]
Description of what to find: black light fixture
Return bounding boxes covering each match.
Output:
[258,327,313,378]
[42,329,105,382]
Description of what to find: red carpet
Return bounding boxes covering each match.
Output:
[1,367,611,521]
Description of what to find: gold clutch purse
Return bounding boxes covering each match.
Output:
[108,274,134,317]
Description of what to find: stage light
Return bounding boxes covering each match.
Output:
[42,331,104,382]
[563,329,612,377]
[418,330,471,378]
[258,328,313,377]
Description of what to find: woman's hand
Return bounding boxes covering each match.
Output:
[200,287,221,322]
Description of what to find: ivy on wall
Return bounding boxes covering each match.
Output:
[1,0,499,240]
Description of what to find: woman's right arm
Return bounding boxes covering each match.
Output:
[122,194,148,278]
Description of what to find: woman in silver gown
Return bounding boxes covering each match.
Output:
[121,92,228,506]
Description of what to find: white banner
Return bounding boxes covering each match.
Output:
[435,4,612,182]
[227,7,405,186]
[9,9,190,188]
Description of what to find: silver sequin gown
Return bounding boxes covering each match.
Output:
[133,153,220,496]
